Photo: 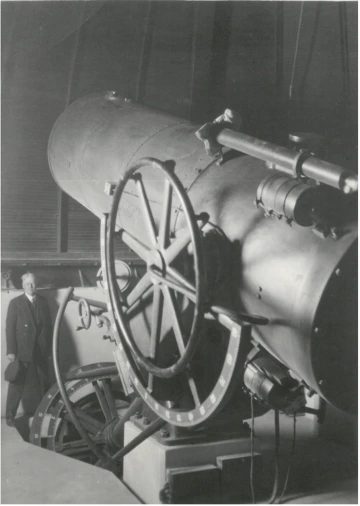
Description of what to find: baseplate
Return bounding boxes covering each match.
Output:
[123,420,261,504]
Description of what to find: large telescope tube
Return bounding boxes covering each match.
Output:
[48,92,357,414]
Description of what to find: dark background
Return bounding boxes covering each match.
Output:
[1,1,358,261]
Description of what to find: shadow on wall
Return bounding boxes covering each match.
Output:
[1,287,116,417]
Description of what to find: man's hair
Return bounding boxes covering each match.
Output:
[21,272,37,284]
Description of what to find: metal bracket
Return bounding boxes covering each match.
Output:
[206,306,269,329]
[113,347,134,397]
[195,109,242,164]
[104,181,117,196]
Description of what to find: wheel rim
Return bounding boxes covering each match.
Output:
[107,157,206,379]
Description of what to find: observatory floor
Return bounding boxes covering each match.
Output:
[1,412,357,504]
[1,419,140,504]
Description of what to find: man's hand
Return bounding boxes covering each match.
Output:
[7,354,16,362]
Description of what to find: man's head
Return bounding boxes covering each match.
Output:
[21,273,37,296]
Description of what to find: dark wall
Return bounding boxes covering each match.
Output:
[2,2,103,255]
[282,2,357,135]
[1,1,357,258]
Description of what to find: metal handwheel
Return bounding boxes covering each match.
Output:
[78,298,91,329]
[106,157,206,379]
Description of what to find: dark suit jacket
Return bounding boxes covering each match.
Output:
[6,293,53,363]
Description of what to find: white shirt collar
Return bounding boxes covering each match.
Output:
[25,293,36,302]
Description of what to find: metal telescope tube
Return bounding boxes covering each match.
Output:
[216,129,358,194]
[48,93,357,415]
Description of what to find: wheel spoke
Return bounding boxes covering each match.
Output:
[93,381,112,422]
[126,273,153,308]
[163,219,206,264]
[126,286,154,319]
[118,229,150,261]
[135,175,157,246]
[164,228,192,265]
[158,179,172,249]
[162,285,200,407]
[72,407,105,431]
[162,277,196,303]
[185,370,201,408]
[167,266,196,293]
[149,285,163,359]
[149,266,196,303]
[100,379,118,420]
[162,285,186,355]
[148,285,163,392]
[63,409,104,436]
[61,437,105,452]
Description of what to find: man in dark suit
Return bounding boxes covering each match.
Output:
[5,272,53,426]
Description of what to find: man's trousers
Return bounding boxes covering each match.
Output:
[5,349,49,420]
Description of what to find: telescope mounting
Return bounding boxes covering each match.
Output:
[102,157,268,427]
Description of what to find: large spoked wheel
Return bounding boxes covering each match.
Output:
[30,363,131,465]
[107,157,206,379]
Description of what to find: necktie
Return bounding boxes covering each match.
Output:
[31,297,38,314]
[30,297,39,325]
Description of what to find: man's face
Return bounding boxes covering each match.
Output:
[23,276,37,296]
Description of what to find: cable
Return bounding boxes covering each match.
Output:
[256,408,280,505]
[250,394,256,504]
[135,1,156,103]
[277,414,297,504]
[268,409,281,504]
[289,2,304,99]
[297,3,320,101]
[339,2,350,131]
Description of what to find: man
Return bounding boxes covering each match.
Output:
[5,272,53,426]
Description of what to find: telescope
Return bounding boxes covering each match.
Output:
[32,91,357,503]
